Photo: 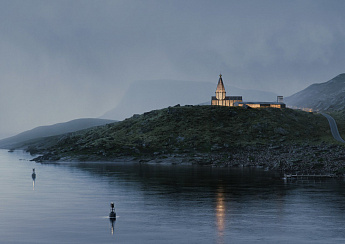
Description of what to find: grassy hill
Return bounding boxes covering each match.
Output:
[19,105,338,161]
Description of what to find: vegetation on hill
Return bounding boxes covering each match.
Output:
[19,105,335,160]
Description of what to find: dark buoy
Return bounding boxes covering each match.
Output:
[32,168,36,180]
[109,202,116,219]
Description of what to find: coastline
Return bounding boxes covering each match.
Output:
[29,143,345,177]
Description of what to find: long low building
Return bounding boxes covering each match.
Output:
[235,101,286,108]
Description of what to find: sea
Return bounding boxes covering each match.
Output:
[1,149,345,243]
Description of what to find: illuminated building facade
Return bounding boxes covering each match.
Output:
[211,74,242,106]
[236,99,286,109]
[211,74,285,109]
[235,102,286,108]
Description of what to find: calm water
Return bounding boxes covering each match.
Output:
[1,150,345,243]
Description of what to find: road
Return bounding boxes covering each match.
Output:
[321,113,345,143]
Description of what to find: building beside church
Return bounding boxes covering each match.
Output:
[236,100,286,108]
[211,74,286,108]
[211,74,242,106]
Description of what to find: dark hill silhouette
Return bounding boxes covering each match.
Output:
[0,118,115,149]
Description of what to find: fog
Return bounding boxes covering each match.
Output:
[1,0,344,138]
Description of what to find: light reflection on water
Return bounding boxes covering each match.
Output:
[110,218,116,235]
[216,188,226,244]
[1,150,345,243]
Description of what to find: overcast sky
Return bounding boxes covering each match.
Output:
[1,0,345,138]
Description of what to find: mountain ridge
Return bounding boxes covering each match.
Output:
[285,73,345,111]
[0,118,116,149]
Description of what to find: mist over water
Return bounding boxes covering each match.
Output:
[1,150,345,243]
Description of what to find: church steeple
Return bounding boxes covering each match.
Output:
[215,74,226,100]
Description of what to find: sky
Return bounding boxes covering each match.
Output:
[0,0,345,138]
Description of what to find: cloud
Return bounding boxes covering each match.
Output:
[0,0,345,137]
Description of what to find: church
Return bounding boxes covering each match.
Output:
[211,74,286,109]
[211,74,243,106]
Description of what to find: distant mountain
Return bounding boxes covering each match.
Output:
[0,118,116,149]
[285,74,345,111]
[101,79,278,120]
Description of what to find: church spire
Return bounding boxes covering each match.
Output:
[216,73,226,100]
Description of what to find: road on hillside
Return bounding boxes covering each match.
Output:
[321,113,345,143]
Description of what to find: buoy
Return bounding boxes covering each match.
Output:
[32,168,36,180]
[109,202,116,219]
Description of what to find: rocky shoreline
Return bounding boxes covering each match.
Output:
[30,143,345,177]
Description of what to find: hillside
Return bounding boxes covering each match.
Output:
[101,79,278,120]
[0,118,115,149]
[20,105,333,158]
[285,73,345,111]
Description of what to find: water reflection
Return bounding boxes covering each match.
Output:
[57,162,345,243]
[216,187,226,244]
[109,218,116,235]
[4,150,345,243]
